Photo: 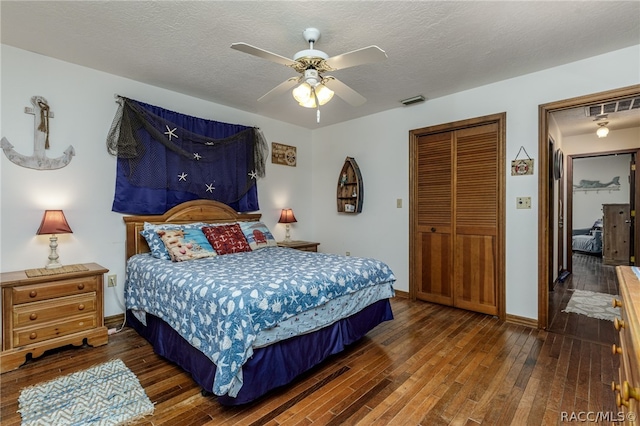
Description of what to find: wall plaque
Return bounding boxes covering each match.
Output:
[272,142,297,167]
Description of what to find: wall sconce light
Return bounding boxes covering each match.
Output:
[36,210,73,269]
[596,122,609,138]
[278,208,297,242]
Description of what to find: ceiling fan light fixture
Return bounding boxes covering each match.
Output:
[292,82,312,104]
[314,84,334,105]
[596,122,609,138]
[298,97,317,108]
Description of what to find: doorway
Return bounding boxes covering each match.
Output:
[538,84,640,329]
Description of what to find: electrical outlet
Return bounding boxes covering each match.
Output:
[346,251,351,256]
[107,274,117,287]
[396,198,402,208]
[516,197,531,209]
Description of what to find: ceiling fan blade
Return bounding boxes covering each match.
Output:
[257,77,300,103]
[325,45,387,71]
[323,77,367,106]
[230,42,297,67]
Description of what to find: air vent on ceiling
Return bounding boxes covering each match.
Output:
[585,97,640,117]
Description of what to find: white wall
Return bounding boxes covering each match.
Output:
[573,155,631,229]
[311,45,640,320]
[0,45,313,317]
[2,43,639,323]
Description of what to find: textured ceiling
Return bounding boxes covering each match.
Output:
[1,1,639,131]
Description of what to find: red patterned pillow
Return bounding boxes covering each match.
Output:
[202,224,251,255]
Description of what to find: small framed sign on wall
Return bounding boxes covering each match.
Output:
[272,142,297,167]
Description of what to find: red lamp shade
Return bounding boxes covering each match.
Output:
[278,208,297,224]
[36,210,73,235]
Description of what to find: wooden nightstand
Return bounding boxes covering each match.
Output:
[277,241,320,252]
[1,263,109,373]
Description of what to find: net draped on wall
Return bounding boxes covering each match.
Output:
[107,96,268,214]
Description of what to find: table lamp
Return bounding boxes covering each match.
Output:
[36,210,73,269]
[278,208,297,242]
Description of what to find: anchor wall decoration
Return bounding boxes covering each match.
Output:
[1,96,75,170]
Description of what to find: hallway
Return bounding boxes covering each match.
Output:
[547,253,619,346]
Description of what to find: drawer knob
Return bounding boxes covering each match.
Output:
[77,283,85,290]
[612,381,621,392]
[614,317,626,331]
[29,313,38,321]
[617,392,629,408]
[29,332,37,340]
[612,344,623,355]
[29,290,37,298]
[612,298,623,308]
[623,381,640,402]
[78,304,85,311]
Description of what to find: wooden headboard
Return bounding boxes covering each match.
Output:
[123,199,261,259]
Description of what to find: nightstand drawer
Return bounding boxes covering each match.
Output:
[13,293,97,327]
[12,277,97,304]
[13,313,98,347]
[277,241,320,252]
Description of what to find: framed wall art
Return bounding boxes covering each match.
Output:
[271,142,297,167]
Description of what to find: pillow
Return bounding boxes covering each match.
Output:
[239,221,277,250]
[157,228,217,262]
[140,222,207,260]
[202,223,252,255]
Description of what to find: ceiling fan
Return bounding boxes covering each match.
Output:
[231,28,387,116]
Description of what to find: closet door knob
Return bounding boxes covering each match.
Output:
[612,298,623,308]
[612,344,622,355]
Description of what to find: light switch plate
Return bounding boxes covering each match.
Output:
[516,197,531,209]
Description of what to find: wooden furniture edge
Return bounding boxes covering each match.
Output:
[123,199,261,259]
[1,327,108,373]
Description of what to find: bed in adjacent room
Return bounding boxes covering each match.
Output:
[123,199,395,405]
[572,219,603,255]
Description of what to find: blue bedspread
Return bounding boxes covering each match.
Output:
[125,247,396,397]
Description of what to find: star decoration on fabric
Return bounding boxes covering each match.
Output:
[164,125,178,141]
[248,170,258,180]
[193,152,202,160]
[178,172,188,181]
[206,183,215,193]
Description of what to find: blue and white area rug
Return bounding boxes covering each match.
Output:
[18,358,154,425]
[562,289,620,322]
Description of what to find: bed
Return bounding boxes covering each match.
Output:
[122,200,395,405]
[572,219,603,255]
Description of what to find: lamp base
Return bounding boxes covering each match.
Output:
[283,224,292,242]
[45,234,63,269]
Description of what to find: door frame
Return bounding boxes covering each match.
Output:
[538,84,640,329]
[565,150,637,272]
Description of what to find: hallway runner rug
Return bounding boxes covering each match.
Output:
[18,358,154,425]
[562,289,620,322]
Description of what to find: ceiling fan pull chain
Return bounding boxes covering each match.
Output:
[313,88,321,123]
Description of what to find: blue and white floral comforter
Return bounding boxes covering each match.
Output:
[125,246,396,397]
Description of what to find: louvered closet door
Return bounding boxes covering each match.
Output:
[453,123,499,315]
[415,132,454,305]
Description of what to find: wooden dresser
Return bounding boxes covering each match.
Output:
[613,266,640,423]
[1,263,109,373]
[604,204,631,266]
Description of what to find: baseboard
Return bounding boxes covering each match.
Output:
[506,313,538,329]
[394,289,409,298]
[105,313,125,330]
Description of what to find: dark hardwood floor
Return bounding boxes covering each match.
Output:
[548,253,620,346]
[1,294,619,425]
